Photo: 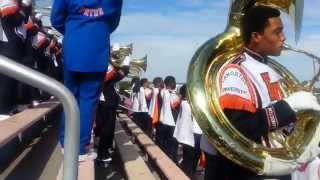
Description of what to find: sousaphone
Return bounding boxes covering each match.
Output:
[187,0,320,175]
[110,43,133,68]
[128,55,147,78]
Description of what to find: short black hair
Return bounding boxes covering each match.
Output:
[140,78,148,86]
[130,77,140,86]
[153,77,163,88]
[164,76,176,89]
[241,5,280,44]
[179,84,187,99]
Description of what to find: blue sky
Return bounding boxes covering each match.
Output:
[39,0,320,83]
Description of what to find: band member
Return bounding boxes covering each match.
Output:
[51,0,123,160]
[203,5,320,180]
[19,12,42,106]
[173,84,202,178]
[148,77,164,128]
[135,78,152,136]
[0,0,32,114]
[130,77,140,114]
[95,55,130,163]
[156,76,180,163]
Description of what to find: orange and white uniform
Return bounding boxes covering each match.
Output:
[218,47,296,146]
[138,86,152,112]
[148,87,161,126]
[159,88,181,126]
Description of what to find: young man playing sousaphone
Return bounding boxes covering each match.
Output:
[201,5,320,180]
[95,44,131,163]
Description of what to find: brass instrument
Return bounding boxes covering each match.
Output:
[187,0,320,175]
[110,43,133,68]
[128,55,147,78]
[109,43,147,77]
[283,43,320,91]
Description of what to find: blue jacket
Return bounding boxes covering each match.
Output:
[51,0,122,72]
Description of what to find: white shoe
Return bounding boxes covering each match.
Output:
[79,151,97,161]
[31,100,40,107]
[61,147,97,162]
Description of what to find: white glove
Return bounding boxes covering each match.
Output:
[284,91,320,112]
[121,55,131,67]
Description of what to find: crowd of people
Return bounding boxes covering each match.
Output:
[125,75,204,178]
[0,0,63,118]
[2,1,320,180]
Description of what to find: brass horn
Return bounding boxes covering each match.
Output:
[187,0,320,176]
[128,55,147,78]
[283,43,320,91]
[110,43,133,68]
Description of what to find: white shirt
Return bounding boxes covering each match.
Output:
[130,84,139,112]
[138,87,148,112]
[219,50,282,111]
[148,87,159,115]
[159,89,180,126]
[193,117,203,135]
[219,49,285,148]
[173,100,195,147]
[138,87,152,112]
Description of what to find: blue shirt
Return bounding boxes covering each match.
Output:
[51,0,122,72]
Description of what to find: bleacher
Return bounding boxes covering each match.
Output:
[0,101,61,179]
[0,49,192,180]
[0,103,191,180]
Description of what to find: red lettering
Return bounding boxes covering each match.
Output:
[81,7,104,17]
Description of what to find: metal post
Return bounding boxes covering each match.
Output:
[0,55,79,180]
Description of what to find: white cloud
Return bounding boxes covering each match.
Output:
[113,5,229,82]
[116,8,227,36]
[112,1,320,82]
[112,34,211,82]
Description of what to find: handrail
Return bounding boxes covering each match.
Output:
[0,55,79,180]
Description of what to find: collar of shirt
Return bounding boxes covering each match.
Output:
[243,47,268,63]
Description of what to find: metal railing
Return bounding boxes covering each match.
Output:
[0,55,79,180]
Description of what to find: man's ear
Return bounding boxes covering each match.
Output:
[251,32,261,43]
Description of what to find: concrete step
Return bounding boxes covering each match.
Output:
[0,119,61,180]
